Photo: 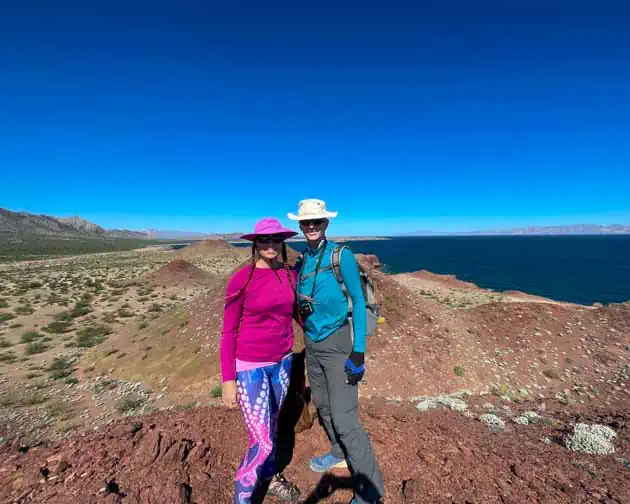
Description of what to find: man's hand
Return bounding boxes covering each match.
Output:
[222,380,238,409]
[344,351,365,386]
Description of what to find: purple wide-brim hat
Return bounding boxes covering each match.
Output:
[240,217,298,241]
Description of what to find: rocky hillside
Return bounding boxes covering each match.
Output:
[0,208,147,241]
[0,244,628,503]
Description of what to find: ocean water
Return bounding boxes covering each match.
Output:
[283,236,630,305]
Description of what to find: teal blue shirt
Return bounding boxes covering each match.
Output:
[296,240,367,352]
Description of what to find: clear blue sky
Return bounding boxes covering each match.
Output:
[1,1,629,236]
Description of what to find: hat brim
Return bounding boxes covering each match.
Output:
[239,230,298,241]
[287,211,338,221]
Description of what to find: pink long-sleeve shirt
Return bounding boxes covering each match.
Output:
[220,264,297,382]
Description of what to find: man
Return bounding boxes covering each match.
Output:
[288,199,384,504]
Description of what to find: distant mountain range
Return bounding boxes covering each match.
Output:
[3,209,628,245]
[404,224,630,236]
[0,209,231,243]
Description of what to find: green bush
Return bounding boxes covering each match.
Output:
[24,341,48,355]
[42,320,73,334]
[14,305,35,315]
[53,311,73,322]
[75,325,112,347]
[47,356,75,380]
[0,390,47,407]
[115,393,145,414]
[0,351,18,364]
[20,331,42,343]
[0,313,16,323]
[117,308,133,318]
[209,385,222,398]
[453,365,465,377]
[69,294,92,318]
[0,299,8,309]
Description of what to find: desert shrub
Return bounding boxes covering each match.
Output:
[53,311,73,322]
[148,303,162,313]
[564,423,617,455]
[47,356,74,380]
[42,399,73,419]
[115,393,145,414]
[102,312,118,324]
[0,313,16,323]
[20,331,42,343]
[0,351,18,364]
[209,385,222,398]
[453,365,465,377]
[479,413,505,432]
[0,299,8,309]
[75,325,112,347]
[543,368,561,380]
[69,294,92,318]
[0,338,12,348]
[24,341,48,355]
[117,308,133,318]
[0,390,47,407]
[14,305,35,316]
[42,320,73,334]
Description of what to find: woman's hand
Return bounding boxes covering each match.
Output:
[222,380,238,409]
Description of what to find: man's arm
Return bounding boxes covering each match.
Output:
[339,248,367,353]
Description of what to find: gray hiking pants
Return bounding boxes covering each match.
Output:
[305,324,385,504]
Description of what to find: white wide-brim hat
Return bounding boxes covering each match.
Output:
[288,198,338,221]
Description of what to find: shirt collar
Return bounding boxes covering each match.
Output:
[306,239,327,256]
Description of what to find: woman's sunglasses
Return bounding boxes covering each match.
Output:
[300,219,324,227]
[256,235,285,245]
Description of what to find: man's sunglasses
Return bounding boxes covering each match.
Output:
[300,219,324,227]
[256,235,285,245]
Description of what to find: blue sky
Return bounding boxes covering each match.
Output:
[1,1,629,236]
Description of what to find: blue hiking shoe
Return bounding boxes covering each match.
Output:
[308,452,348,473]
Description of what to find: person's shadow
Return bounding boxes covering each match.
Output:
[300,473,354,503]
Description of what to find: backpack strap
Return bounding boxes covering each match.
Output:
[331,245,352,314]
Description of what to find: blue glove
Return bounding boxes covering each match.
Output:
[344,351,365,386]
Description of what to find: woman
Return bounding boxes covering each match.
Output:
[220,217,301,504]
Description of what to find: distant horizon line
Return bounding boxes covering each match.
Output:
[2,207,630,237]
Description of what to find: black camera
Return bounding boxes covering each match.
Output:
[299,301,314,318]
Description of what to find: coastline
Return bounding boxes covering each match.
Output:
[227,236,392,244]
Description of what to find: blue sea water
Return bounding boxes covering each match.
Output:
[283,236,630,306]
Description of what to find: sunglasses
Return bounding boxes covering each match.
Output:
[256,235,285,245]
[300,219,324,227]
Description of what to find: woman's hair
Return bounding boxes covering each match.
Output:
[282,243,296,293]
[228,240,295,304]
